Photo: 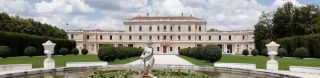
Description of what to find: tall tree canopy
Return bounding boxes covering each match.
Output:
[0,12,67,38]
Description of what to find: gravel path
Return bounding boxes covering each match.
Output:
[126,55,193,65]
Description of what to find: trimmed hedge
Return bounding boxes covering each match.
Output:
[71,48,79,55]
[277,34,320,58]
[98,45,143,62]
[179,44,222,63]
[0,46,11,58]
[59,48,69,56]
[278,48,288,57]
[24,46,38,57]
[251,49,259,56]
[0,31,76,57]
[81,48,88,55]
[242,49,249,56]
[294,47,309,59]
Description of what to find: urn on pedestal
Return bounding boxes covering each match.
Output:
[42,40,56,69]
[265,41,280,71]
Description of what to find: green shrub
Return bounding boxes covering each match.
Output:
[242,49,249,56]
[179,48,190,56]
[0,46,11,59]
[261,49,268,56]
[24,46,38,57]
[251,49,259,56]
[294,47,309,59]
[189,46,203,60]
[98,45,118,62]
[59,48,69,56]
[117,47,129,60]
[201,44,222,63]
[71,48,79,55]
[0,31,76,57]
[81,48,88,55]
[278,48,288,57]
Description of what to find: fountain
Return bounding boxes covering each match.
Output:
[140,40,155,78]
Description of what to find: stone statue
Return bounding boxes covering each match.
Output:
[140,47,155,78]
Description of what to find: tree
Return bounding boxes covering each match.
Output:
[81,48,88,55]
[202,44,222,63]
[59,48,69,56]
[71,48,79,55]
[254,12,273,52]
[242,49,249,56]
[0,46,11,58]
[294,47,309,59]
[278,48,288,57]
[24,46,38,57]
[251,49,259,56]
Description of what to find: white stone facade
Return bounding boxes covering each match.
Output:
[66,15,255,55]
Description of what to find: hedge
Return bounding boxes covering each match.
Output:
[98,45,143,62]
[277,34,320,58]
[24,46,38,57]
[0,31,76,57]
[0,46,11,58]
[179,44,222,63]
[251,49,259,56]
[242,49,249,56]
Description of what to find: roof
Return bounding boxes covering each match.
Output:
[128,16,202,20]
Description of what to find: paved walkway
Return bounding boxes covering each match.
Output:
[126,55,193,65]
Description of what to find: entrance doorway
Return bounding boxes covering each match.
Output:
[163,46,167,53]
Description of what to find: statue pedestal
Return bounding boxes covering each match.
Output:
[44,58,55,69]
[266,60,278,71]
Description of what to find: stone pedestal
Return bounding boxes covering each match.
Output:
[44,58,55,69]
[267,60,278,71]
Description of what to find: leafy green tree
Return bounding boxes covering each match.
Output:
[254,12,273,51]
[202,44,222,63]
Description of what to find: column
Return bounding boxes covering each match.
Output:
[223,44,227,54]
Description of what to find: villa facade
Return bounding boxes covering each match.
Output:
[66,15,255,55]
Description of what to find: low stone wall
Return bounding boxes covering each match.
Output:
[0,64,32,71]
[0,65,301,78]
[66,62,108,67]
[214,62,256,69]
[290,66,320,74]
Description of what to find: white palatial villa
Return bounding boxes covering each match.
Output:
[66,14,255,55]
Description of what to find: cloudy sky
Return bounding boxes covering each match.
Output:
[0,0,319,31]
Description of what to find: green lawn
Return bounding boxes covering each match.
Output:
[179,55,320,70]
[0,55,139,68]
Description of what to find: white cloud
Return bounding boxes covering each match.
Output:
[35,0,94,14]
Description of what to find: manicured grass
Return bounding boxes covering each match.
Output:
[0,55,139,68]
[179,55,320,70]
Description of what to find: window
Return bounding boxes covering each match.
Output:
[163,35,166,40]
[242,35,245,40]
[188,26,191,31]
[170,47,172,51]
[129,26,132,31]
[199,36,201,40]
[119,35,122,40]
[139,35,142,40]
[170,26,173,31]
[157,47,159,51]
[139,26,142,31]
[157,26,160,31]
[110,35,112,40]
[129,35,132,40]
[158,35,160,40]
[229,35,231,40]
[170,35,172,40]
[178,35,181,40]
[149,26,152,31]
[149,36,152,40]
[197,44,202,46]
[100,35,102,40]
[164,26,166,31]
[87,35,90,39]
[178,26,181,31]
[219,35,221,40]
[128,44,133,47]
[118,44,123,47]
[188,35,191,40]
[178,47,181,51]
[209,35,211,40]
[71,34,74,39]
[199,26,201,31]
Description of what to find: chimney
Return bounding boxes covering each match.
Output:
[181,12,184,16]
